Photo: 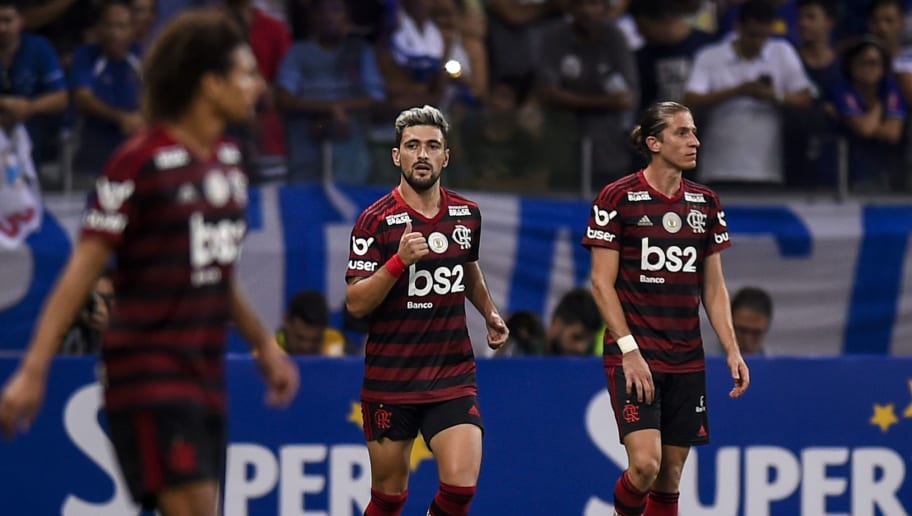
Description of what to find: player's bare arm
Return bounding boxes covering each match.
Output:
[590,247,655,404]
[701,252,750,398]
[463,261,508,349]
[228,276,300,407]
[345,221,428,318]
[0,237,112,438]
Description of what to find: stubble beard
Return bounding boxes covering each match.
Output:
[402,168,440,192]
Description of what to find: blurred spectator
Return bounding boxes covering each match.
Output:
[731,286,772,355]
[485,0,564,92]
[286,0,396,42]
[223,0,292,178]
[459,77,548,192]
[432,0,487,108]
[546,287,602,356]
[59,267,114,354]
[537,0,639,192]
[684,0,812,186]
[631,0,714,112]
[277,289,347,356]
[784,0,840,188]
[716,0,800,44]
[0,0,67,170]
[70,0,143,180]
[0,116,40,250]
[494,310,546,356]
[377,0,447,109]
[130,0,157,48]
[276,0,384,184]
[21,0,97,63]
[608,0,644,51]
[829,36,906,192]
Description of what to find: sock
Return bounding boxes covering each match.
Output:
[427,482,476,516]
[644,491,679,516]
[613,471,648,516]
[364,488,408,516]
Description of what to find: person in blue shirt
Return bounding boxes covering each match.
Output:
[70,0,143,178]
[0,0,67,166]
[275,0,384,184]
[829,36,906,192]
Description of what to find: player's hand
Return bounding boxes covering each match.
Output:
[257,345,300,408]
[727,352,750,398]
[622,350,654,404]
[398,221,428,265]
[485,311,509,350]
[0,368,47,439]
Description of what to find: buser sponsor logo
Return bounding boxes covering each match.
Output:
[587,226,616,242]
[83,210,127,233]
[351,236,374,256]
[348,260,378,272]
[592,205,617,226]
[408,264,465,296]
[640,237,697,273]
[714,232,730,244]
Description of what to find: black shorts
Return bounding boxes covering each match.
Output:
[105,405,226,510]
[606,367,709,447]
[361,396,484,449]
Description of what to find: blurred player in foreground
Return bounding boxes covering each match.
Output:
[345,105,508,516]
[0,10,299,515]
[582,101,749,516]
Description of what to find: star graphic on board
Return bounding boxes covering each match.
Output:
[346,402,435,471]
[870,403,899,433]
[903,380,912,419]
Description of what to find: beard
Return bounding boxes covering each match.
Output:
[401,167,441,192]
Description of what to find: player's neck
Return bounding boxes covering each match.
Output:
[397,183,442,218]
[643,164,682,198]
[167,105,226,160]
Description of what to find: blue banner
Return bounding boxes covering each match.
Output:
[1,356,909,515]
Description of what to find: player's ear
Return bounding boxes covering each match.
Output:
[442,148,449,168]
[391,147,400,167]
[645,135,661,153]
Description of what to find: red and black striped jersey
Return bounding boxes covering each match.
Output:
[347,187,481,403]
[581,170,731,373]
[80,126,248,413]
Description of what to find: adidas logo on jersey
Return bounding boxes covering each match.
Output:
[636,215,653,226]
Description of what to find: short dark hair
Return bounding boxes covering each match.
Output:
[628,0,690,19]
[628,101,692,157]
[287,290,330,326]
[738,0,777,25]
[841,36,891,79]
[394,105,450,146]
[142,10,246,123]
[552,288,602,333]
[866,0,905,19]
[796,0,839,20]
[506,310,546,355]
[731,287,773,320]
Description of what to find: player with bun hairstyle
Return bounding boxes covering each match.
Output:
[582,101,750,516]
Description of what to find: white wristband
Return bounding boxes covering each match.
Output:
[617,335,638,354]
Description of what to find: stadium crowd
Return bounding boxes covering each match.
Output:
[5,0,912,196]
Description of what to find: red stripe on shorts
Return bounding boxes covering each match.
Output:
[136,412,165,495]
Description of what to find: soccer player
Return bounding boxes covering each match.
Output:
[0,11,299,515]
[581,101,750,516]
[345,105,509,516]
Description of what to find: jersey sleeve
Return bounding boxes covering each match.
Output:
[79,143,147,248]
[581,187,623,250]
[705,192,732,255]
[346,210,386,281]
